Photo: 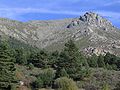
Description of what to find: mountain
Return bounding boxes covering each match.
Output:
[0,12,120,55]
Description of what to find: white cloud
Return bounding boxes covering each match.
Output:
[0,8,85,18]
[103,1,120,6]
[96,11,120,19]
[0,7,120,25]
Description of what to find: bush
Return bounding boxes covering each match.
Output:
[114,81,120,90]
[55,77,78,90]
[98,54,106,68]
[15,48,27,65]
[28,50,50,68]
[102,83,110,90]
[28,63,34,70]
[33,68,55,89]
[56,68,69,78]
[32,78,44,88]
[87,54,98,68]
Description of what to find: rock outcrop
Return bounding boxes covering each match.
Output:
[0,12,120,55]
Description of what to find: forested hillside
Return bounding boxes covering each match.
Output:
[0,39,120,90]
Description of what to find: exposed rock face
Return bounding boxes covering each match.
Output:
[68,12,114,31]
[80,12,112,27]
[84,46,113,56]
[0,12,120,55]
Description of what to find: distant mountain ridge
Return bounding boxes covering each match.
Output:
[0,12,120,55]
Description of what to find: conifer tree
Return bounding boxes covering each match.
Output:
[98,54,106,68]
[57,40,89,80]
[87,54,98,67]
[15,48,27,65]
[0,42,17,90]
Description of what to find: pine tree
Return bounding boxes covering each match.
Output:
[104,52,112,64]
[98,54,106,68]
[57,40,89,80]
[87,54,98,67]
[49,50,59,68]
[29,50,49,68]
[15,48,27,65]
[0,42,17,90]
[34,68,55,88]
[58,68,69,78]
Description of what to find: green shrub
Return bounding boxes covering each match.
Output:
[34,68,55,89]
[28,63,34,70]
[15,48,27,65]
[98,54,106,68]
[102,83,110,90]
[87,54,98,67]
[32,78,44,88]
[56,68,69,78]
[0,42,17,89]
[55,77,78,90]
[114,81,120,90]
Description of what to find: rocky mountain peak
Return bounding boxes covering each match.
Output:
[80,12,99,21]
[0,12,119,55]
[79,12,112,28]
[67,12,114,31]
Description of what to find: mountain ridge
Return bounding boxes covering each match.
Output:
[0,12,120,55]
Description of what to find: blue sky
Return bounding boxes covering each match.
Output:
[0,0,120,27]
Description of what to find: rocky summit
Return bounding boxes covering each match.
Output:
[0,12,120,55]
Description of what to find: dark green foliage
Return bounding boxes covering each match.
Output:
[32,78,43,88]
[57,40,89,80]
[111,64,118,70]
[104,52,120,70]
[104,53,118,65]
[14,48,27,65]
[57,68,69,78]
[87,54,98,67]
[104,52,112,64]
[29,50,50,68]
[87,53,120,71]
[28,63,34,70]
[8,36,37,51]
[0,42,17,90]
[78,67,91,79]
[116,57,120,69]
[48,51,59,68]
[106,63,113,70]
[114,81,120,90]
[97,54,106,68]
[28,51,37,66]
[1,37,120,90]
[33,68,55,89]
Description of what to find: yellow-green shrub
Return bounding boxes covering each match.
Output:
[55,77,78,90]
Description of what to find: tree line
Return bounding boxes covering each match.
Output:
[0,39,120,90]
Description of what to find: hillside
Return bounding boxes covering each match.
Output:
[0,12,120,55]
[0,30,120,90]
[0,12,120,56]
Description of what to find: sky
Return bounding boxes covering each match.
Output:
[0,0,120,27]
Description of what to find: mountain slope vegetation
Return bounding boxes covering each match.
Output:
[0,12,120,90]
[0,12,120,55]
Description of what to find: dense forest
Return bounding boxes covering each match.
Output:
[0,39,120,90]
